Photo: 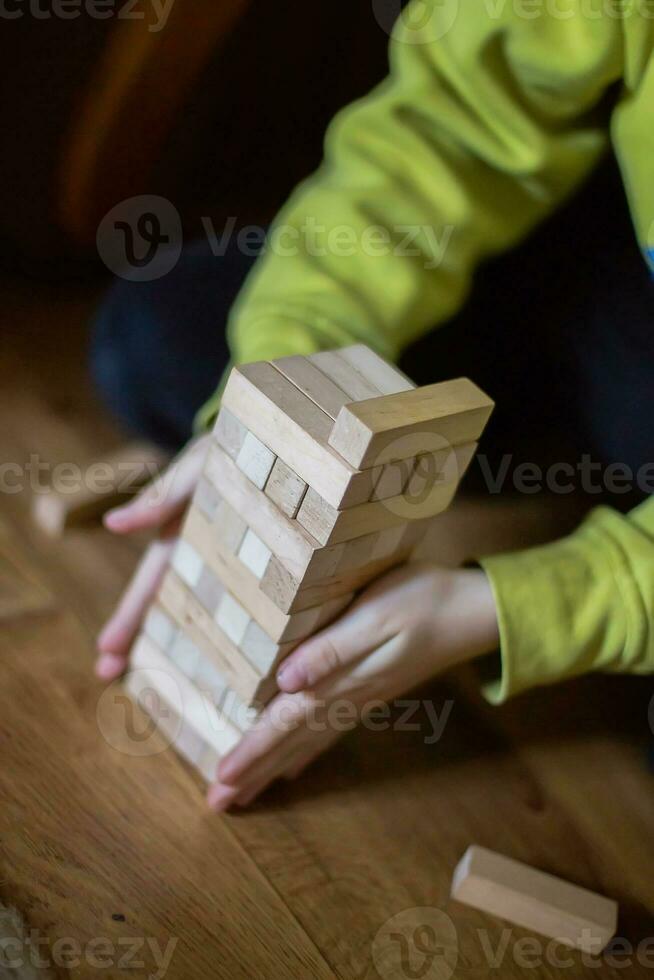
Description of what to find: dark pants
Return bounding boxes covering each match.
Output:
[91,157,654,507]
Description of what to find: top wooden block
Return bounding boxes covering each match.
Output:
[328,378,494,469]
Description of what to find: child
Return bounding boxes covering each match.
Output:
[93,1,654,810]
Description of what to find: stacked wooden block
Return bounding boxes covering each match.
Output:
[127,345,494,781]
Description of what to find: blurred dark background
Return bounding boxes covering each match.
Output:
[0,0,392,279]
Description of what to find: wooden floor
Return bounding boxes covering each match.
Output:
[2,274,654,979]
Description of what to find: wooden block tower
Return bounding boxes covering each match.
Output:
[127,345,494,780]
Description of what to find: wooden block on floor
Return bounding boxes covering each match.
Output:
[272,355,350,420]
[336,344,415,395]
[265,457,308,518]
[31,440,168,537]
[328,378,494,469]
[213,407,247,460]
[451,846,617,955]
[235,430,277,489]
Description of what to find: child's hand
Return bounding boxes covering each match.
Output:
[208,563,499,811]
[95,435,210,680]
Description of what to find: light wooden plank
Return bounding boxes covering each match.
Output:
[308,350,380,400]
[194,476,221,521]
[183,506,344,644]
[236,431,277,489]
[213,406,247,460]
[238,529,272,580]
[222,364,365,510]
[272,355,350,420]
[213,497,247,555]
[215,592,250,647]
[158,570,275,705]
[125,666,220,780]
[171,540,203,589]
[451,845,617,955]
[297,478,458,546]
[337,344,415,395]
[130,632,242,756]
[328,378,494,469]
[240,620,294,675]
[265,457,308,519]
[204,443,319,580]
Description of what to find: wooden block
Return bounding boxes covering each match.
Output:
[215,592,251,647]
[369,458,413,501]
[213,407,247,460]
[235,430,277,489]
[125,667,219,780]
[451,846,617,955]
[168,630,202,678]
[213,498,247,554]
[158,570,275,705]
[308,350,381,400]
[297,478,458,546]
[183,503,356,642]
[328,378,494,469]
[205,444,318,579]
[336,344,415,395]
[130,633,242,756]
[31,440,168,537]
[222,363,362,510]
[194,564,225,616]
[238,529,272,580]
[265,458,308,519]
[194,477,221,521]
[143,605,177,652]
[171,540,203,589]
[194,657,255,733]
[405,443,477,499]
[272,355,350,420]
[184,507,292,641]
[240,621,294,674]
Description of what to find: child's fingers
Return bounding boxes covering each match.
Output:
[96,537,176,677]
[217,691,316,785]
[276,601,393,693]
[104,435,209,534]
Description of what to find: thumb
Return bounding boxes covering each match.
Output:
[276,600,392,693]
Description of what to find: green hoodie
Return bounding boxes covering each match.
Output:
[199,0,654,702]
